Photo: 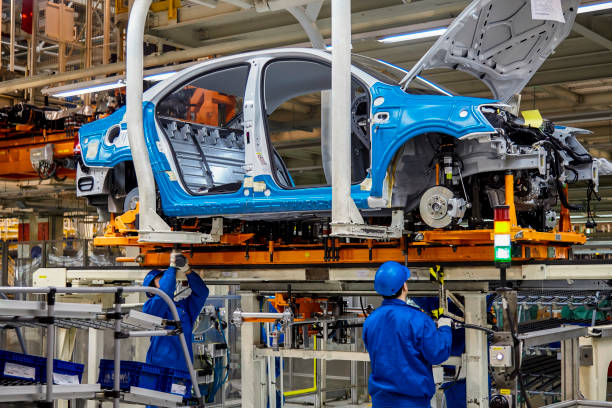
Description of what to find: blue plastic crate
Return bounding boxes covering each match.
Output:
[164,367,192,398]
[1,350,85,385]
[98,359,167,392]
[42,359,85,385]
[0,350,42,383]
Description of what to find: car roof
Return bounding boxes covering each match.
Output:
[144,47,377,100]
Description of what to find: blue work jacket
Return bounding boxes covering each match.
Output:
[363,298,452,408]
[144,267,209,371]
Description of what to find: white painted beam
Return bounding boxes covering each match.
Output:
[330,0,364,231]
[126,0,174,238]
[573,22,612,52]
[254,347,463,366]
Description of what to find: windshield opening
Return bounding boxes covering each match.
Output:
[351,54,453,96]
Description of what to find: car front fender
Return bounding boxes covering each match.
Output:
[368,83,497,198]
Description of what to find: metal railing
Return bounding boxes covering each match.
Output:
[0,285,203,407]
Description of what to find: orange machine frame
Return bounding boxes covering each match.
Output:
[188,89,236,127]
[94,170,585,268]
[0,128,76,180]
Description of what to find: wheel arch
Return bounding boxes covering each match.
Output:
[381,131,455,211]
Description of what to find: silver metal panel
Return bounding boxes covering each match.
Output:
[0,299,102,319]
[65,268,150,282]
[122,386,183,407]
[0,384,101,402]
[123,309,165,330]
[518,325,587,348]
[160,117,245,194]
[542,401,612,408]
[254,347,462,365]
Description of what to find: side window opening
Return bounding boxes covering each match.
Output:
[264,59,370,189]
[156,65,249,195]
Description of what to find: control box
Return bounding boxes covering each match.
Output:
[489,345,513,367]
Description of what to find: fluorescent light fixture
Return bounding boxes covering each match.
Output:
[325,44,353,50]
[53,80,126,98]
[144,71,177,81]
[378,27,447,44]
[578,1,612,13]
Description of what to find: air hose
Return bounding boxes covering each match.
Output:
[456,322,496,335]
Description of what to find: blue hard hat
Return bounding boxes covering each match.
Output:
[143,269,164,297]
[374,261,411,296]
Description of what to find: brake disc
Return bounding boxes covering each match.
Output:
[419,186,454,228]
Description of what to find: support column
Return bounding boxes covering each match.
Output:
[464,292,489,408]
[580,334,612,401]
[84,0,93,105]
[321,321,328,406]
[561,337,580,400]
[9,0,15,71]
[350,325,358,405]
[18,214,38,242]
[241,291,262,408]
[28,0,39,103]
[49,215,64,241]
[85,328,104,408]
[58,42,66,73]
[330,0,364,232]
[1,241,8,286]
[85,0,93,69]
[117,23,125,61]
[103,0,111,64]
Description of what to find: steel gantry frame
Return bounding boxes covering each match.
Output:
[30,261,612,407]
[225,262,612,408]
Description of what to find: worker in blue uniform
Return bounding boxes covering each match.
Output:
[363,261,453,408]
[143,250,209,372]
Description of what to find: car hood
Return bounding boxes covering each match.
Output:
[401,0,579,103]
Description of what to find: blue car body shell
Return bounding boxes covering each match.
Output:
[78,56,496,218]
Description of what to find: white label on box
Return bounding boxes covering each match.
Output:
[171,383,187,395]
[4,362,36,380]
[53,372,80,384]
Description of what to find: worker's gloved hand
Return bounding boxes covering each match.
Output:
[170,250,190,275]
[437,317,452,328]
